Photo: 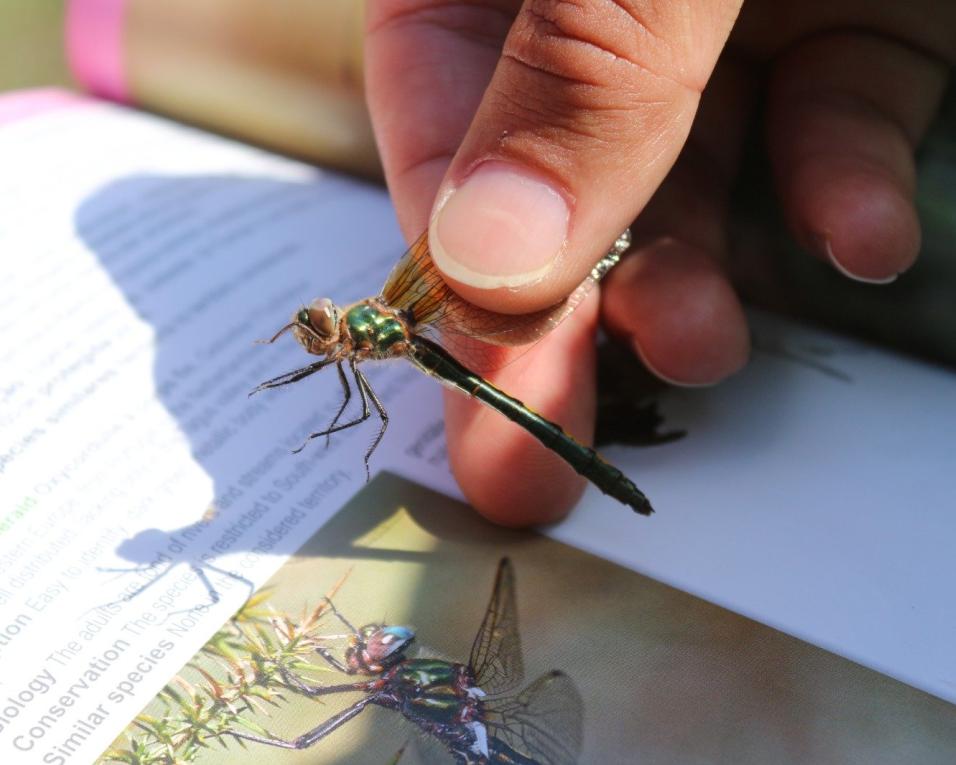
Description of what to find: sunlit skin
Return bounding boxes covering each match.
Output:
[365,0,956,525]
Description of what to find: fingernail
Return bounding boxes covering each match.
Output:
[430,161,569,289]
[819,234,898,285]
[632,338,736,388]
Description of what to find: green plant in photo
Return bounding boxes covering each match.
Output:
[101,574,351,765]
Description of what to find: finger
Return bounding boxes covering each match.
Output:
[427,0,744,314]
[603,238,750,385]
[602,58,752,384]
[767,31,949,282]
[365,0,515,238]
[443,293,601,526]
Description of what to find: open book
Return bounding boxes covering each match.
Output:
[2,87,955,764]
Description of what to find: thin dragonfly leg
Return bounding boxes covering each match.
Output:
[255,319,325,345]
[314,646,353,674]
[324,361,352,448]
[311,597,363,673]
[321,596,360,635]
[250,358,335,395]
[291,359,370,453]
[356,367,388,481]
[280,668,374,697]
[227,695,376,750]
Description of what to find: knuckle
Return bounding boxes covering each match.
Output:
[488,1,702,156]
[507,0,705,94]
[368,1,514,50]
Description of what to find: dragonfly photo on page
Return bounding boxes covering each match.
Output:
[252,229,653,514]
[226,557,583,764]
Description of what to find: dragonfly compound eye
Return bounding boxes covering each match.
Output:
[365,626,415,662]
[307,298,338,338]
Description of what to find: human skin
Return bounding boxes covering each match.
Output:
[364,0,955,526]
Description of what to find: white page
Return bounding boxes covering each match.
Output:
[1,99,954,763]
[0,102,445,763]
[550,314,956,704]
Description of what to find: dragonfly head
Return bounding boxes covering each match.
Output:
[292,297,341,354]
[360,624,415,666]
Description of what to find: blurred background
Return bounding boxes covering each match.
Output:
[0,1,71,89]
[1,0,953,366]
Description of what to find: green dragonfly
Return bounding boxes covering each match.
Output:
[252,229,653,514]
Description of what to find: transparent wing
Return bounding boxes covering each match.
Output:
[468,557,524,696]
[485,671,584,765]
[380,230,630,348]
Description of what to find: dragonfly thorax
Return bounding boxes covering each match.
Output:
[342,300,411,358]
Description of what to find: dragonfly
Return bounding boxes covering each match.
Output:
[226,557,583,764]
[251,229,653,514]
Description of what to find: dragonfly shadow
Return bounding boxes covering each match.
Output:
[73,171,428,589]
[75,170,528,763]
[751,330,860,383]
[91,526,256,620]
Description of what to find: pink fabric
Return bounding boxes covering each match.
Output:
[66,0,129,102]
[0,88,88,126]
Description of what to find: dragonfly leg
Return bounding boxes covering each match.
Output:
[356,368,388,482]
[324,361,352,449]
[227,695,376,750]
[280,668,374,697]
[291,362,371,454]
[250,358,335,395]
[322,595,360,635]
[314,646,353,674]
[309,598,363,673]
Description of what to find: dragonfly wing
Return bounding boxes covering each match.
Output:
[468,557,524,696]
[380,230,630,348]
[485,671,584,765]
[380,230,456,329]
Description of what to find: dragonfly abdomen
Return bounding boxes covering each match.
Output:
[410,337,653,515]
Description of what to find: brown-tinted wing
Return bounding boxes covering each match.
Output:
[469,557,524,696]
[380,230,630,348]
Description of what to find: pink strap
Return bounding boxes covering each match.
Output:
[66,0,129,102]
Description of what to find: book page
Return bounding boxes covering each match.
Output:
[0,98,449,763]
[102,474,956,764]
[1,95,954,763]
[556,310,956,705]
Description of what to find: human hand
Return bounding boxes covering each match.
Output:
[365,0,954,525]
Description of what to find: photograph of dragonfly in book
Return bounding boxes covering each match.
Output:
[226,557,583,765]
[251,228,654,514]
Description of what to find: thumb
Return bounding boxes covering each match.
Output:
[428,0,742,313]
